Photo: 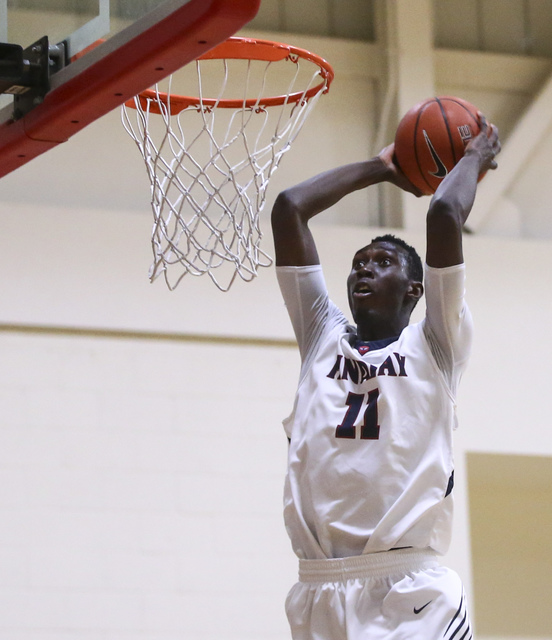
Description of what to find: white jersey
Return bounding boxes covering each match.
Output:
[277,263,473,560]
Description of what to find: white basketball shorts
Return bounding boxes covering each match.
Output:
[285,548,473,640]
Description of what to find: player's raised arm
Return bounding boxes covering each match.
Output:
[271,153,422,267]
[425,116,500,268]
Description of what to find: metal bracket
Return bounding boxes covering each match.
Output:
[0,36,68,120]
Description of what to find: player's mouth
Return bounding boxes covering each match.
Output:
[353,281,373,298]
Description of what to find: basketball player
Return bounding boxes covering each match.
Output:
[271,117,500,640]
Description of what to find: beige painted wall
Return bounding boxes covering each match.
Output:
[1,25,552,640]
[1,198,551,638]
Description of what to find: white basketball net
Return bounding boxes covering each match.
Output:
[122,43,332,291]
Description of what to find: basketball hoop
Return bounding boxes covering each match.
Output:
[122,37,333,291]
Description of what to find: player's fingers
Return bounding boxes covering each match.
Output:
[490,124,501,149]
[477,111,488,133]
[477,113,501,153]
[486,121,497,138]
[487,135,500,171]
[381,143,397,164]
[485,124,501,160]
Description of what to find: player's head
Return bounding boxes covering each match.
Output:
[370,234,423,283]
[347,234,423,329]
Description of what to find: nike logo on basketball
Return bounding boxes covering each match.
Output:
[413,601,432,614]
[423,130,448,178]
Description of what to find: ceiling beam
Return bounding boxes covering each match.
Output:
[468,69,552,232]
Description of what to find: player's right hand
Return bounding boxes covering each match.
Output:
[377,143,425,198]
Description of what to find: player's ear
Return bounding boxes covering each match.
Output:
[407,281,424,305]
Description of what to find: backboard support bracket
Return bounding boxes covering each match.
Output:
[0,36,68,120]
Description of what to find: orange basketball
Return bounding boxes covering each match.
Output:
[394,96,481,195]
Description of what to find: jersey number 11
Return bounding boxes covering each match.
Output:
[335,389,380,440]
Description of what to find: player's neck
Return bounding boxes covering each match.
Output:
[356,316,409,342]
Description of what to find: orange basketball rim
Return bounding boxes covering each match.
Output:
[127,37,335,115]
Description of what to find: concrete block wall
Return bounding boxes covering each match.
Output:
[0,330,298,639]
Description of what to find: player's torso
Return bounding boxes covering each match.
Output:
[284,322,455,560]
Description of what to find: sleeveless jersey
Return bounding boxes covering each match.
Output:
[277,263,473,560]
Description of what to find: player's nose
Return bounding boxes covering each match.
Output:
[358,261,375,276]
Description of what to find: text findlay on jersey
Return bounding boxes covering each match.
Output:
[326,353,408,384]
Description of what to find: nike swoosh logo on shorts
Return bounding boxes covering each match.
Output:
[423,130,448,178]
[413,600,432,614]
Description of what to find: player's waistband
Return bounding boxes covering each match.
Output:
[298,548,439,583]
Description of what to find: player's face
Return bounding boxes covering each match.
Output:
[347,242,414,324]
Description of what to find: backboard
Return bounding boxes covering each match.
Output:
[0,0,261,178]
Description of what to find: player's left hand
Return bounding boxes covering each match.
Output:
[377,143,425,197]
[465,113,501,174]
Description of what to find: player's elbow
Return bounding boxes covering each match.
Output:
[427,192,465,231]
[271,189,303,232]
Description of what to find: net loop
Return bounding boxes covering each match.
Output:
[122,37,333,291]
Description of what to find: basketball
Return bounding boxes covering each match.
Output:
[394,96,482,195]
